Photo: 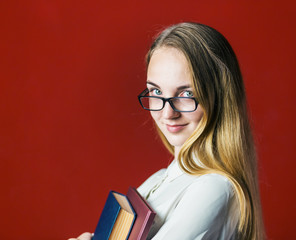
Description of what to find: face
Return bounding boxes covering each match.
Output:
[147,47,204,153]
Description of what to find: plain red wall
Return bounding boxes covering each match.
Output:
[1,1,295,239]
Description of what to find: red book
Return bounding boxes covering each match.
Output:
[126,187,156,240]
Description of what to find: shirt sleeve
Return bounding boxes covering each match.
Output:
[151,174,235,240]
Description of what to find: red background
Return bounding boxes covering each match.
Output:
[1,1,295,239]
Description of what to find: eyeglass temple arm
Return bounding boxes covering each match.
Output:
[139,88,149,97]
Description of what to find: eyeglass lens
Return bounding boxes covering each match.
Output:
[140,97,196,111]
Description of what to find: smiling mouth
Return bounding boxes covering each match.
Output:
[166,124,187,133]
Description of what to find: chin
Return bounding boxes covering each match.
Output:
[165,136,187,148]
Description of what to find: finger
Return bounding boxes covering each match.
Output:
[77,232,93,240]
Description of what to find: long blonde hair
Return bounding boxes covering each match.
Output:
[146,22,264,239]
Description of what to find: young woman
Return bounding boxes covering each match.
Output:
[69,22,264,240]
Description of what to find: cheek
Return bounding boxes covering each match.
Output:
[150,111,160,122]
[190,107,204,123]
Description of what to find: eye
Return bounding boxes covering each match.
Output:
[149,88,162,96]
[180,90,194,97]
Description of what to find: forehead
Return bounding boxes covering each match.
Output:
[147,47,192,88]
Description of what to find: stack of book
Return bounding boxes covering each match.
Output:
[93,187,156,240]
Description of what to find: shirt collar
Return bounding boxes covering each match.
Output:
[164,159,185,182]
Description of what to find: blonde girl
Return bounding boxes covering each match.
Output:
[69,22,264,240]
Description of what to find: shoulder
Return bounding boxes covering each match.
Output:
[137,168,166,195]
[183,173,235,203]
[173,173,237,226]
[151,173,239,239]
[192,173,233,188]
[143,168,167,184]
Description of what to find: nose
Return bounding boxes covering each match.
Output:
[162,101,180,119]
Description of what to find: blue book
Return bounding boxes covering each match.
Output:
[93,191,136,240]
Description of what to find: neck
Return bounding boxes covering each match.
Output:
[174,146,181,160]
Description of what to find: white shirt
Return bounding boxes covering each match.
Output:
[137,160,239,240]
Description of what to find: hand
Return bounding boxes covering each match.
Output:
[68,232,93,240]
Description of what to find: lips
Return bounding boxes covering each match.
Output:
[166,124,187,133]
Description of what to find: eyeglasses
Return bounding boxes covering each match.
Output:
[138,89,198,112]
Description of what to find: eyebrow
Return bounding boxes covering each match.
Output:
[146,81,192,90]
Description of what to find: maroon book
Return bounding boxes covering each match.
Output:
[126,187,156,240]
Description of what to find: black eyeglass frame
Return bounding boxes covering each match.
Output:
[137,88,198,112]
